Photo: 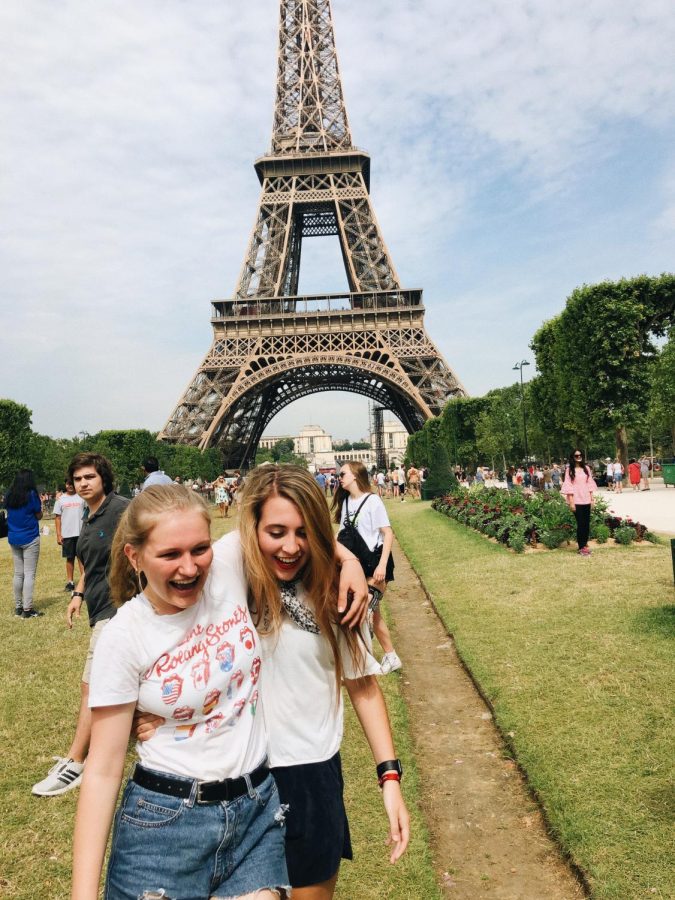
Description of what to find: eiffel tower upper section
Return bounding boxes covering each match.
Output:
[160,0,466,466]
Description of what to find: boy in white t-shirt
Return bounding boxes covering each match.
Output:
[53,480,85,590]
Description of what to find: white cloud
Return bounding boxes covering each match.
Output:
[0,0,673,440]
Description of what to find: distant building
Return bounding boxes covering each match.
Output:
[294,425,335,472]
[258,435,293,451]
[335,449,377,469]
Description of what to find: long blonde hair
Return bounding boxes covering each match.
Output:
[239,464,363,691]
[332,460,373,524]
[109,485,212,606]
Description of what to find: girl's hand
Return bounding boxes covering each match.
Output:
[337,559,368,627]
[381,780,410,862]
[373,565,386,584]
[133,710,165,741]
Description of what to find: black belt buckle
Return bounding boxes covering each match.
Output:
[195,779,220,804]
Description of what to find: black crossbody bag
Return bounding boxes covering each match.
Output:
[337,494,384,578]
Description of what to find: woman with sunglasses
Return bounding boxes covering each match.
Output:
[561,449,598,556]
[332,462,401,674]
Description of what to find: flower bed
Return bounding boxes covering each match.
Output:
[431,486,653,552]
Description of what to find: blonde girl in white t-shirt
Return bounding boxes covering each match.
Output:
[71,485,289,900]
[332,460,402,674]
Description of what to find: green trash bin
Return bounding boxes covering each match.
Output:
[662,462,675,487]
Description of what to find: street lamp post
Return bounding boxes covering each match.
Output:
[513,360,531,464]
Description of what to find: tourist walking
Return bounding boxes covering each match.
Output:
[628,458,641,491]
[32,453,128,797]
[612,457,624,493]
[4,469,43,618]
[72,484,288,900]
[639,456,650,490]
[214,474,231,518]
[333,461,402,674]
[53,479,85,591]
[561,450,597,556]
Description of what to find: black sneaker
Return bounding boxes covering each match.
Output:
[64,581,75,592]
[15,606,23,617]
[23,608,44,619]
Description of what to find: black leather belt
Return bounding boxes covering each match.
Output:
[132,761,269,804]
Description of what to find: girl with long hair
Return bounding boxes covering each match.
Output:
[72,484,289,900]
[4,468,43,618]
[332,461,401,674]
[561,449,598,556]
[233,465,409,898]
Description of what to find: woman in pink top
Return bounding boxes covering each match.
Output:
[561,449,597,556]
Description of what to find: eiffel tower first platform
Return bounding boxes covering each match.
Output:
[159,0,467,467]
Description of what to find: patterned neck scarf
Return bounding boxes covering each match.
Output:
[278,580,320,634]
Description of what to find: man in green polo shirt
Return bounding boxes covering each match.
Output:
[32,453,129,797]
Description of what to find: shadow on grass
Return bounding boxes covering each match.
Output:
[631,604,675,638]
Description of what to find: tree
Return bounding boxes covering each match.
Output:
[648,327,675,454]
[531,275,675,469]
[421,440,457,498]
[475,386,520,471]
[0,399,33,486]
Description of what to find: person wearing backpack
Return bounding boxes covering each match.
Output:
[332,462,402,674]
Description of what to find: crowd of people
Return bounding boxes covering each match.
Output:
[2,443,660,895]
[3,454,411,899]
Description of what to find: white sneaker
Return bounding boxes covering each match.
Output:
[32,757,84,796]
[380,651,402,674]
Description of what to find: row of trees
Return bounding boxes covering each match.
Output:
[406,275,675,472]
[0,399,222,493]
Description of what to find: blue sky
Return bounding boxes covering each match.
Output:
[1,0,674,442]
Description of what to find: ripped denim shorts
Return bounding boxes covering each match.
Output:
[105,767,289,899]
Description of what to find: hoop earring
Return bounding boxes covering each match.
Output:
[134,569,146,593]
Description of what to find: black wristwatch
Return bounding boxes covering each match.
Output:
[71,591,84,600]
[376,759,403,781]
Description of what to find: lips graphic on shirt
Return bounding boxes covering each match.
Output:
[174,723,197,741]
[161,675,183,705]
[250,657,261,685]
[240,626,255,654]
[227,669,244,699]
[205,713,225,734]
[191,658,210,690]
[203,689,221,715]
[216,641,235,672]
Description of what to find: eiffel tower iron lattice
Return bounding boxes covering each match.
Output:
[159,0,467,467]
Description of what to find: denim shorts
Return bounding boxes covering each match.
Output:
[105,768,289,899]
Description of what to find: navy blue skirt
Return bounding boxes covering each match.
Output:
[271,752,353,887]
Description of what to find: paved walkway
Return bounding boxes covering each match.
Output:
[596,478,674,535]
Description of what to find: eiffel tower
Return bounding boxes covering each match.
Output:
[159,0,466,467]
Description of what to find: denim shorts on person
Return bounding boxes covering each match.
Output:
[105,768,289,900]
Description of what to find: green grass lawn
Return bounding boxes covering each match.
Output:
[0,512,439,900]
[388,500,675,900]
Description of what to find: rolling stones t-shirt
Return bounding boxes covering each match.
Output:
[88,552,266,782]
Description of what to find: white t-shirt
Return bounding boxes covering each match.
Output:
[88,545,266,782]
[53,493,85,538]
[213,532,380,769]
[339,493,391,551]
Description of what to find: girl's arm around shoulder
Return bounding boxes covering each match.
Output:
[72,702,135,900]
[344,675,410,862]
